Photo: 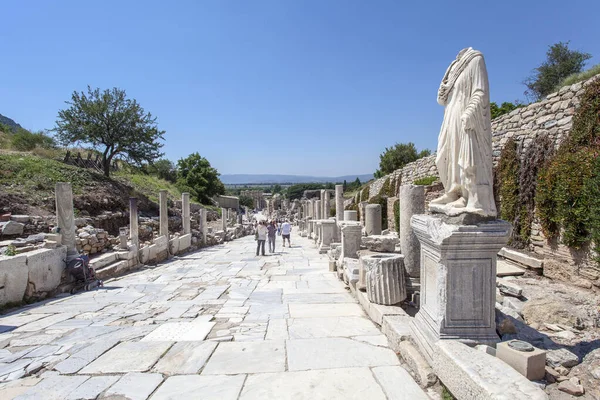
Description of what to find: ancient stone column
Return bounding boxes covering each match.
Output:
[335,185,344,222]
[340,223,362,283]
[400,185,425,293]
[365,204,382,236]
[323,190,330,219]
[221,208,227,232]
[315,200,322,220]
[344,210,358,221]
[363,254,406,305]
[359,201,368,226]
[320,190,326,219]
[319,220,335,254]
[119,227,128,250]
[55,182,78,260]
[200,208,207,245]
[182,193,191,235]
[159,190,168,238]
[410,215,511,360]
[129,197,139,251]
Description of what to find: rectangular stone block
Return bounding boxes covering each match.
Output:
[497,341,546,381]
[26,246,67,294]
[0,254,28,305]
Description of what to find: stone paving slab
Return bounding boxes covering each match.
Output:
[239,368,388,400]
[0,234,428,399]
[150,374,246,400]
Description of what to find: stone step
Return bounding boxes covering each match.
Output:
[89,253,118,270]
[496,259,525,277]
[94,260,129,280]
[498,247,543,270]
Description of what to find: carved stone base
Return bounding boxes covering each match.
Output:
[410,214,511,361]
[363,254,406,305]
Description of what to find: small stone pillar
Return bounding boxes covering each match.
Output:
[339,223,362,283]
[365,204,382,236]
[344,210,358,221]
[319,220,335,254]
[359,201,368,226]
[323,190,330,219]
[410,214,511,360]
[315,200,322,220]
[400,185,425,294]
[55,182,78,260]
[335,185,344,222]
[320,190,326,219]
[362,254,406,305]
[200,209,208,244]
[119,227,128,250]
[129,197,139,251]
[182,193,191,235]
[237,214,243,225]
[221,208,227,232]
[159,190,168,238]
[307,217,314,238]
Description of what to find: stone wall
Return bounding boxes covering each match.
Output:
[368,155,438,200]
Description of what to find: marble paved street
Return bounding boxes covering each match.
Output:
[0,235,429,399]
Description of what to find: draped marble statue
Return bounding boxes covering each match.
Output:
[430,47,497,217]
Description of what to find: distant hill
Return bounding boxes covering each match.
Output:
[221,174,373,185]
[0,113,22,131]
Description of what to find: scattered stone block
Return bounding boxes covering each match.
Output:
[497,279,523,297]
[476,344,497,356]
[546,348,580,368]
[503,297,525,313]
[0,254,28,305]
[558,377,585,396]
[497,341,546,380]
[498,247,543,269]
[363,254,406,305]
[397,341,437,388]
[0,221,25,236]
[361,235,398,253]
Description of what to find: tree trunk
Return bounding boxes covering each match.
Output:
[102,149,112,177]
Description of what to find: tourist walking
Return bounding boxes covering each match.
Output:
[267,220,277,253]
[281,219,292,247]
[256,221,267,256]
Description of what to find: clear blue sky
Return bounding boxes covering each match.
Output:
[1,0,598,177]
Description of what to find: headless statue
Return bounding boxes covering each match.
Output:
[430,47,497,217]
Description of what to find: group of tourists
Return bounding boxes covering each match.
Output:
[254,219,292,256]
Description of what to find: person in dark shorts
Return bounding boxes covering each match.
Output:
[281,219,292,247]
[267,220,277,253]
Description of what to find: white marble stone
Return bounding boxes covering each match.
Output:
[202,341,286,375]
[15,375,89,400]
[430,47,496,217]
[103,372,163,400]
[152,341,217,375]
[372,366,430,399]
[288,317,380,339]
[79,341,173,374]
[363,254,406,305]
[265,319,288,340]
[286,338,400,371]
[288,303,364,318]
[141,320,214,342]
[151,375,246,400]
[239,368,388,400]
[65,375,119,400]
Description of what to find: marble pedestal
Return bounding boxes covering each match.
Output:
[410,214,511,361]
[318,220,335,254]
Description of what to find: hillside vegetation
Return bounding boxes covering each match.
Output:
[0,151,182,216]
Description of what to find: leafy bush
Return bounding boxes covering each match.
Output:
[286,183,326,200]
[361,187,370,202]
[555,63,600,92]
[536,78,600,254]
[394,199,399,232]
[11,129,56,151]
[176,152,225,204]
[239,195,254,208]
[498,139,520,223]
[413,176,437,186]
[148,159,177,183]
[375,142,431,176]
[491,102,524,119]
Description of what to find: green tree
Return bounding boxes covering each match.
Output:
[54,86,165,177]
[272,184,282,194]
[176,152,225,204]
[148,158,177,183]
[376,142,430,176]
[343,179,347,192]
[490,102,522,119]
[524,42,592,101]
[239,195,254,209]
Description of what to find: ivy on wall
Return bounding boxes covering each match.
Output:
[535,78,600,256]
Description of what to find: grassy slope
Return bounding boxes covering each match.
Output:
[0,152,181,214]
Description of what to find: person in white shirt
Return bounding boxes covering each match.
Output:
[281,220,292,248]
[256,221,268,256]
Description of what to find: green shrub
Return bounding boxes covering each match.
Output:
[11,129,56,151]
[413,176,437,186]
[498,139,520,224]
[555,63,600,92]
[393,199,399,232]
[361,187,370,202]
[536,78,600,255]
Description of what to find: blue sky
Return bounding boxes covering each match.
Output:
[1,0,598,176]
